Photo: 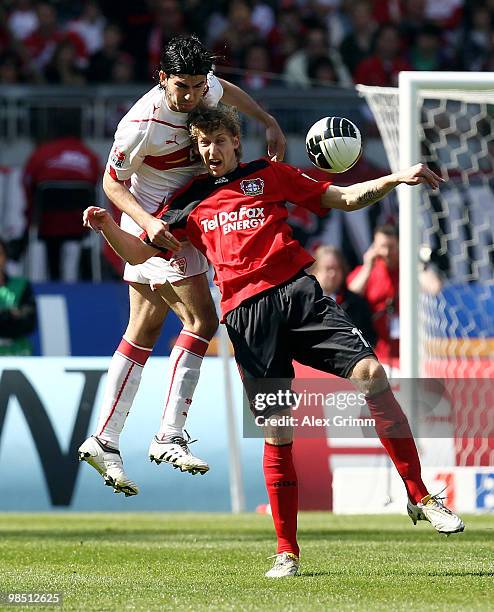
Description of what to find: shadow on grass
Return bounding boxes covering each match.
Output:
[425,570,494,577]
[0,527,483,545]
[298,570,333,577]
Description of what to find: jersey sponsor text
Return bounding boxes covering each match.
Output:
[200,206,266,235]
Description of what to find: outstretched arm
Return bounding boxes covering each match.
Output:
[103,173,182,252]
[83,207,158,265]
[219,79,286,161]
[321,164,444,211]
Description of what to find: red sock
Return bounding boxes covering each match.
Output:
[366,387,429,504]
[263,442,299,557]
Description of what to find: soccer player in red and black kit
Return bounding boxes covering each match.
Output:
[83,107,464,578]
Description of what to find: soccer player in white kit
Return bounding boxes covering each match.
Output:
[78,35,286,495]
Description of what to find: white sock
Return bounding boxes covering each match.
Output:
[157,330,209,439]
[94,338,152,448]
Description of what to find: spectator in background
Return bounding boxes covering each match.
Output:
[87,23,126,83]
[307,55,339,86]
[0,5,18,62]
[353,23,411,86]
[239,43,273,90]
[283,25,350,88]
[425,0,464,56]
[347,224,399,363]
[250,0,276,39]
[111,53,135,84]
[409,24,446,71]
[203,1,231,48]
[45,38,86,84]
[23,2,86,79]
[22,113,100,281]
[480,41,494,73]
[398,0,428,47]
[212,0,262,70]
[265,6,304,73]
[7,0,38,42]
[0,52,22,84]
[339,0,377,77]
[0,238,37,356]
[310,0,348,50]
[66,0,106,57]
[425,0,463,30]
[372,0,403,24]
[23,2,62,73]
[463,5,494,71]
[312,245,376,347]
[418,245,444,297]
[147,0,186,79]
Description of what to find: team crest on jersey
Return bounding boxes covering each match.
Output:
[170,257,187,275]
[240,178,264,197]
[111,146,126,168]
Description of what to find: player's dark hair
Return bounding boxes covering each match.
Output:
[187,106,243,160]
[160,35,215,76]
[374,224,398,239]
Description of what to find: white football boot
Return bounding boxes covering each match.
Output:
[265,552,300,578]
[148,431,209,475]
[407,489,464,535]
[78,436,139,496]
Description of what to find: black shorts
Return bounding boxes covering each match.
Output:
[225,271,375,387]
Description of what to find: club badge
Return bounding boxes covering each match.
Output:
[111,147,126,168]
[170,257,187,275]
[240,178,264,197]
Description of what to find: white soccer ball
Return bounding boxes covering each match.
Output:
[305,116,362,173]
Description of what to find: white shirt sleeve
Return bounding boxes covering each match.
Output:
[203,72,224,108]
[106,120,148,181]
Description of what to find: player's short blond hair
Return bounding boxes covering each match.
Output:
[312,245,349,275]
[187,105,243,160]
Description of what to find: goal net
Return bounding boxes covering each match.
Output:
[358,73,494,467]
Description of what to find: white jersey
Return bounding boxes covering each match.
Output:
[106,73,223,215]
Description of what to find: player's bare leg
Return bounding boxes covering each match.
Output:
[79,283,168,495]
[349,357,464,534]
[148,272,218,475]
[262,411,300,578]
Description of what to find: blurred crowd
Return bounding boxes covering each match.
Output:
[1,0,493,88]
[0,0,482,358]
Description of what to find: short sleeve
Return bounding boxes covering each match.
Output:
[270,162,331,217]
[106,120,148,181]
[203,73,224,108]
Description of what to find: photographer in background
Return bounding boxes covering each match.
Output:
[347,224,399,363]
[0,239,37,355]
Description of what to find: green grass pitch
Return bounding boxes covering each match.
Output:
[0,513,493,611]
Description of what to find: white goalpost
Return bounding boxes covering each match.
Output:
[359,72,494,377]
[398,72,494,378]
[359,72,494,467]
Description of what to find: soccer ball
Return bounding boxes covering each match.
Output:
[305,116,362,173]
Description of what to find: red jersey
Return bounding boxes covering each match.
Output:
[23,137,100,237]
[347,258,399,360]
[145,159,331,317]
[353,55,411,87]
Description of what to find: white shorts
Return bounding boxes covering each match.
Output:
[120,212,209,285]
